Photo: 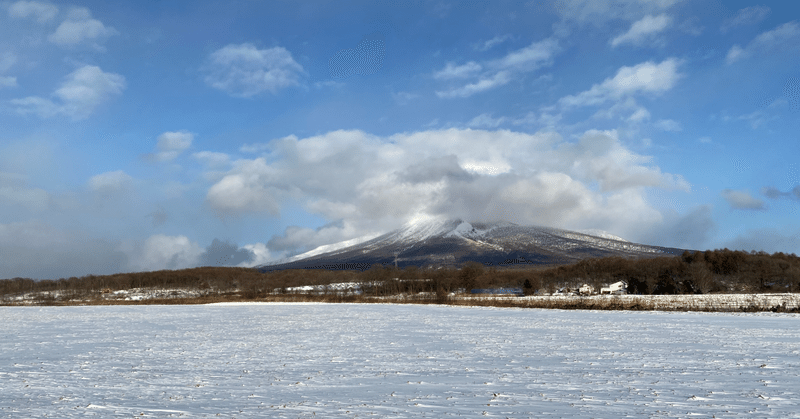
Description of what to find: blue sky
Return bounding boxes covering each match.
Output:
[1,0,799,279]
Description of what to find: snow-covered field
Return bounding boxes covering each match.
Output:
[2,304,799,418]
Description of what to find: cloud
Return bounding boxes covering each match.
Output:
[627,107,650,122]
[0,52,17,73]
[637,205,715,250]
[88,170,133,195]
[724,227,800,254]
[192,151,230,168]
[0,76,16,88]
[654,118,681,131]
[0,176,49,211]
[207,128,693,256]
[199,239,257,267]
[552,0,683,26]
[329,31,386,79]
[392,91,419,105]
[0,220,127,279]
[610,14,672,47]
[721,189,766,210]
[7,0,58,23]
[726,21,800,64]
[433,61,482,79]
[494,37,560,71]
[146,207,169,227]
[124,234,204,272]
[146,131,193,162]
[762,185,800,200]
[467,113,509,129]
[266,221,370,257]
[48,7,117,47]
[436,71,511,98]
[206,158,282,215]
[435,38,559,98]
[203,43,304,97]
[237,243,274,267]
[721,6,770,33]
[559,58,682,108]
[511,110,562,129]
[9,65,125,120]
[473,34,513,51]
[738,109,779,129]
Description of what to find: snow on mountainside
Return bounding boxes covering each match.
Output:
[260,218,683,271]
[284,233,381,263]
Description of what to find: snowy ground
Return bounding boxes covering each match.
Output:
[2,304,799,418]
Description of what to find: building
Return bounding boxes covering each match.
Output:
[600,281,627,295]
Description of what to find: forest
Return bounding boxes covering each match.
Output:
[2,249,799,303]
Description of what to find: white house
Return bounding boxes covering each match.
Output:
[601,281,627,295]
[579,284,595,295]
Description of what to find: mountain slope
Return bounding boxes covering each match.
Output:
[259,218,685,271]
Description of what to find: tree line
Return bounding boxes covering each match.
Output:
[2,249,799,299]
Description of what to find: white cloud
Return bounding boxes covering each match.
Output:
[88,170,133,194]
[627,107,650,122]
[473,34,513,51]
[206,158,282,215]
[125,234,204,272]
[433,61,482,79]
[239,141,275,154]
[0,183,49,211]
[192,151,230,168]
[9,96,59,117]
[726,21,800,64]
[511,111,562,128]
[559,58,682,108]
[48,7,117,47]
[392,91,419,105]
[467,113,508,128]
[738,110,779,129]
[209,128,693,255]
[0,52,17,73]
[721,6,770,33]
[203,43,304,97]
[494,37,559,70]
[655,118,682,131]
[54,65,125,116]
[9,65,125,120]
[146,131,193,162]
[436,71,511,98]
[725,45,745,64]
[553,0,683,25]
[721,189,765,210]
[435,38,559,98]
[7,0,58,23]
[0,76,16,88]
[236,242,274,267]
[610,14,672,47]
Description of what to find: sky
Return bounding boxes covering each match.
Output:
[1,0,799,279]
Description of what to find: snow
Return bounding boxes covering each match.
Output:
[282,282,361,293]
[578,229,629,242]
[393,215,455,243]
[2,304,799,417]
[446,221,479,238]
[283,233,381,263]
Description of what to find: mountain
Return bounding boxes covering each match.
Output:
[258,218,686,271]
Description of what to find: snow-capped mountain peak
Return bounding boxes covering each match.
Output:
[260,217,684,271]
